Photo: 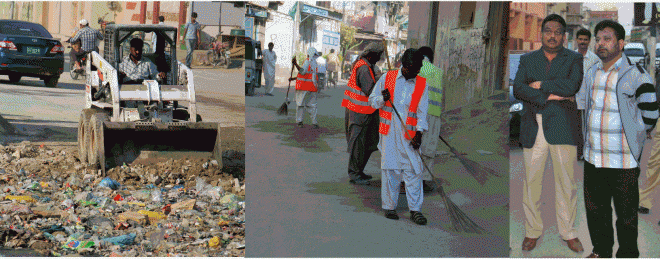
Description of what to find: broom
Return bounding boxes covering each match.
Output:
[383,43,484,233]
[438,135,501,185]
[388,99,485,234]
[276,64,296,116]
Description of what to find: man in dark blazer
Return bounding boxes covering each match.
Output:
[513,14,584,253]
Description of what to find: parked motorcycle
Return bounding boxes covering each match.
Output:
[207,38,231,69]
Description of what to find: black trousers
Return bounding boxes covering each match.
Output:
[584,161,640,258]
[345,110,379,180]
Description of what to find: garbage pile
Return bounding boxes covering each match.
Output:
[0,141,245,257]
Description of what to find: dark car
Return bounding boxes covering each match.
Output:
[508,50,529,147]
[0,20,64,87]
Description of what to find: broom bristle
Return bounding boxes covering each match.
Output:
[438,185,486,234]
[276,103,288,116]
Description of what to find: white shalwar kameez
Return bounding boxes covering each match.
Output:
[295,48,319,125]
[369,70,429,211]
[262,49,277,94]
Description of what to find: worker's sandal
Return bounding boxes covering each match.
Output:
[410,211,427,225]
[297,122,303,128]
[384,210,399,220]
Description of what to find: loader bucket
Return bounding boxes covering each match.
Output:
[95,121,221,172]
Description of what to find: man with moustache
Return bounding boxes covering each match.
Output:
[575,28,602,160]
[513,14,584,252]
[118,38,167,84]
[576,20,659,258]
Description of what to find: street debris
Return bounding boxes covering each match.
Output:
[0,141,245,257]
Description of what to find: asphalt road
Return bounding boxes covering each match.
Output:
[0,55,244,143]
[509,142,660,257]
[245,83,508,257]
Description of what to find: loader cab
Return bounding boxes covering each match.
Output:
[102,24,178,85]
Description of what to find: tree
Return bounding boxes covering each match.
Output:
[340,23,362,77]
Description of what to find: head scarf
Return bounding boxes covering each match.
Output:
[307,46,318,58]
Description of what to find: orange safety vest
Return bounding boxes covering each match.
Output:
[379,70,426,140]
[295,59,317,92]
[341,59,377,114]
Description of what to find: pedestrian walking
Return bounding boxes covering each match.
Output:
[513,14,584,253]
[288,47,320,129]
[327,49,340,87]
[151,16,165,53]
[341,42,384,185]
[368,48,429,225]
[576,20,659,258]
[183,12,201,68]
[316,52,327,91]
[263,42,277,96]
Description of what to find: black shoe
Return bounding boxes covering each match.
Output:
[312,124,319,129]
[265,93,274,96]
[350,178,370,185]
[384,210,399,220]
[358,173,373,180]
[297,122,303,128]
[639,206,650,214]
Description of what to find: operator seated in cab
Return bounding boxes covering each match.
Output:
[118,38,166,84]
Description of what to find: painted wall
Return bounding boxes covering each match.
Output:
[407,1,433,49]
[431,2,491,111]
[264,2,296,85]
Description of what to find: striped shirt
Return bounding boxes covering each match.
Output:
[118,56,160,83]
[70,26,103,52]
[584,58,636,168]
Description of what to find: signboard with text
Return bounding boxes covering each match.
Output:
[244,17,254,39]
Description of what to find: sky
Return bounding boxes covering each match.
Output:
[583,2,634,35]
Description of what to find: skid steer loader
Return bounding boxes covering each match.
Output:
[77,24,221,174]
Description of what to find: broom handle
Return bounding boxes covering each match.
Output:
[285,64,296,100]
[438,135,459,153]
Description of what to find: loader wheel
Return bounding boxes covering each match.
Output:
[78,109,97,164]
[77,113,88,164]
[89,113,109,173]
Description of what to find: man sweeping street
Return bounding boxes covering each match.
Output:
[289,47,320,129]
[342,43,384,185]
[368,48,429,225]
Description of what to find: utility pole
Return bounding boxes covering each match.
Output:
[152,1,161,24]
[10,2,15,20]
